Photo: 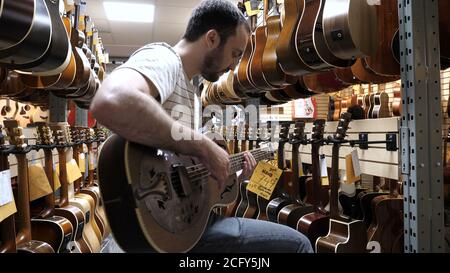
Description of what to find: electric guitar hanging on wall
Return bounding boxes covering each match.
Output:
[97,133,274,252]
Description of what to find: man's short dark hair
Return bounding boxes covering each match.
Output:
[183,0,250,46]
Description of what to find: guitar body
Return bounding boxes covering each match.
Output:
[256,196,269,220]
[304,177,330,206]
[338,187,367,219]
[392,89,401,116]
[365,0,400,76]
[236,35,256,91]
[55,206,91,253]
[14,0,70,75]
[367,195,403,253]
[276,0,313,76]
[360,191,388,227]
[297,212,329,246]
[75,193,102,243]
[98,134,241,252]
[296,0,329,70]
[80,188,107,239]
[315,219,367,253]
[249,26,276,90]
[233,180,257,218]
[371,92,390,119]
[323,0,377,60]
[0,0,34,49]
[0,0,51,68]
[17,240,54,253]
[277,203,314,228]
[266,196,292,223]
[68,197,101,252]
[262,14,287,86]
[31,216,73,253]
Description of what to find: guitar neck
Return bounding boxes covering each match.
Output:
[330,143,345,221]
[57,148,70,207]
[15,154,32,245]
[229,148,270,174]
[41,149,56,217]
[277,141,287,169]
[311,143,322,209]
[290,143,301,199]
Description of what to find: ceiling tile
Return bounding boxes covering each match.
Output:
[153,22,185,46]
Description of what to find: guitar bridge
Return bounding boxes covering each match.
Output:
[171,164,192,197]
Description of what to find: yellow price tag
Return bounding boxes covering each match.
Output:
[53,164,61,190]
[88,153,96,171]
[79,153,86,173]
[0,170,16,222]
[247,161,283,200]
[67,159,82,184]
[28,164,53,201]
[0,200,16,223]
[321,176,329,186]
[244,1,260,16]
[345,153,360,184]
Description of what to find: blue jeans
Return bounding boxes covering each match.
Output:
[189,213,313,253]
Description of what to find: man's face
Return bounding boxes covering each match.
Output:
[201,24,249,82]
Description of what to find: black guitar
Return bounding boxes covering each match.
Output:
[0,0,52,68]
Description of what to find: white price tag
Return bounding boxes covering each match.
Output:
[0,170,13,206]
[320,154,328,177]
[351,150,362,177]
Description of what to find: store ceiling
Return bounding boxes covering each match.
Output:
[87,0,239,58]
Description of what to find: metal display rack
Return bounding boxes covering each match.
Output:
[398,0,445,252]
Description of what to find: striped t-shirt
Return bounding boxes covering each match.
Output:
[117,43,200,130]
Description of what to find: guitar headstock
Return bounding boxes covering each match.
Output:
[35,122,54,146]
[289,121,306,144]
[278,122,290,142]
[311,119,326,141]
[334,112,352,141]
[86,128,96,142]
[3,120,27,149]
[50,122,72,146]
[94,127,107,142]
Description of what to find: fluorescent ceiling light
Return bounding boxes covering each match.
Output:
[103,2,155,23]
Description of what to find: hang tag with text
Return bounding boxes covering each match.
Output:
[67,159,82,184]
[0,170,13,206]
[320,154,329,186]
[28,164,53,201]
[79,153,86,173]
[351,149,362,177]
[247,161,283,200]
[0,170,16,222]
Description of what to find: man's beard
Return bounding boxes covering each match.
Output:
[201,47,226,82]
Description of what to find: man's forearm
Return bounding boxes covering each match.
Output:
[92,86,206,157]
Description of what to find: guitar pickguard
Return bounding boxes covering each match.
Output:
[131,149,210,234]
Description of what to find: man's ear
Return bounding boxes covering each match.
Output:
[205,29,221,49]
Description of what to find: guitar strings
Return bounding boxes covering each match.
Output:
[186,150,268,175]
[181,150,270,183]
[178,150,270,185]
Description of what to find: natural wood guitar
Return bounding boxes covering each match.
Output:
[3,120,54,253]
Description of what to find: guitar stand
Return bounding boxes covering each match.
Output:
[349,133,397,151]
[323,133,397,151]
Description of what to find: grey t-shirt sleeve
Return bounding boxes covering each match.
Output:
[116,44,180,103]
